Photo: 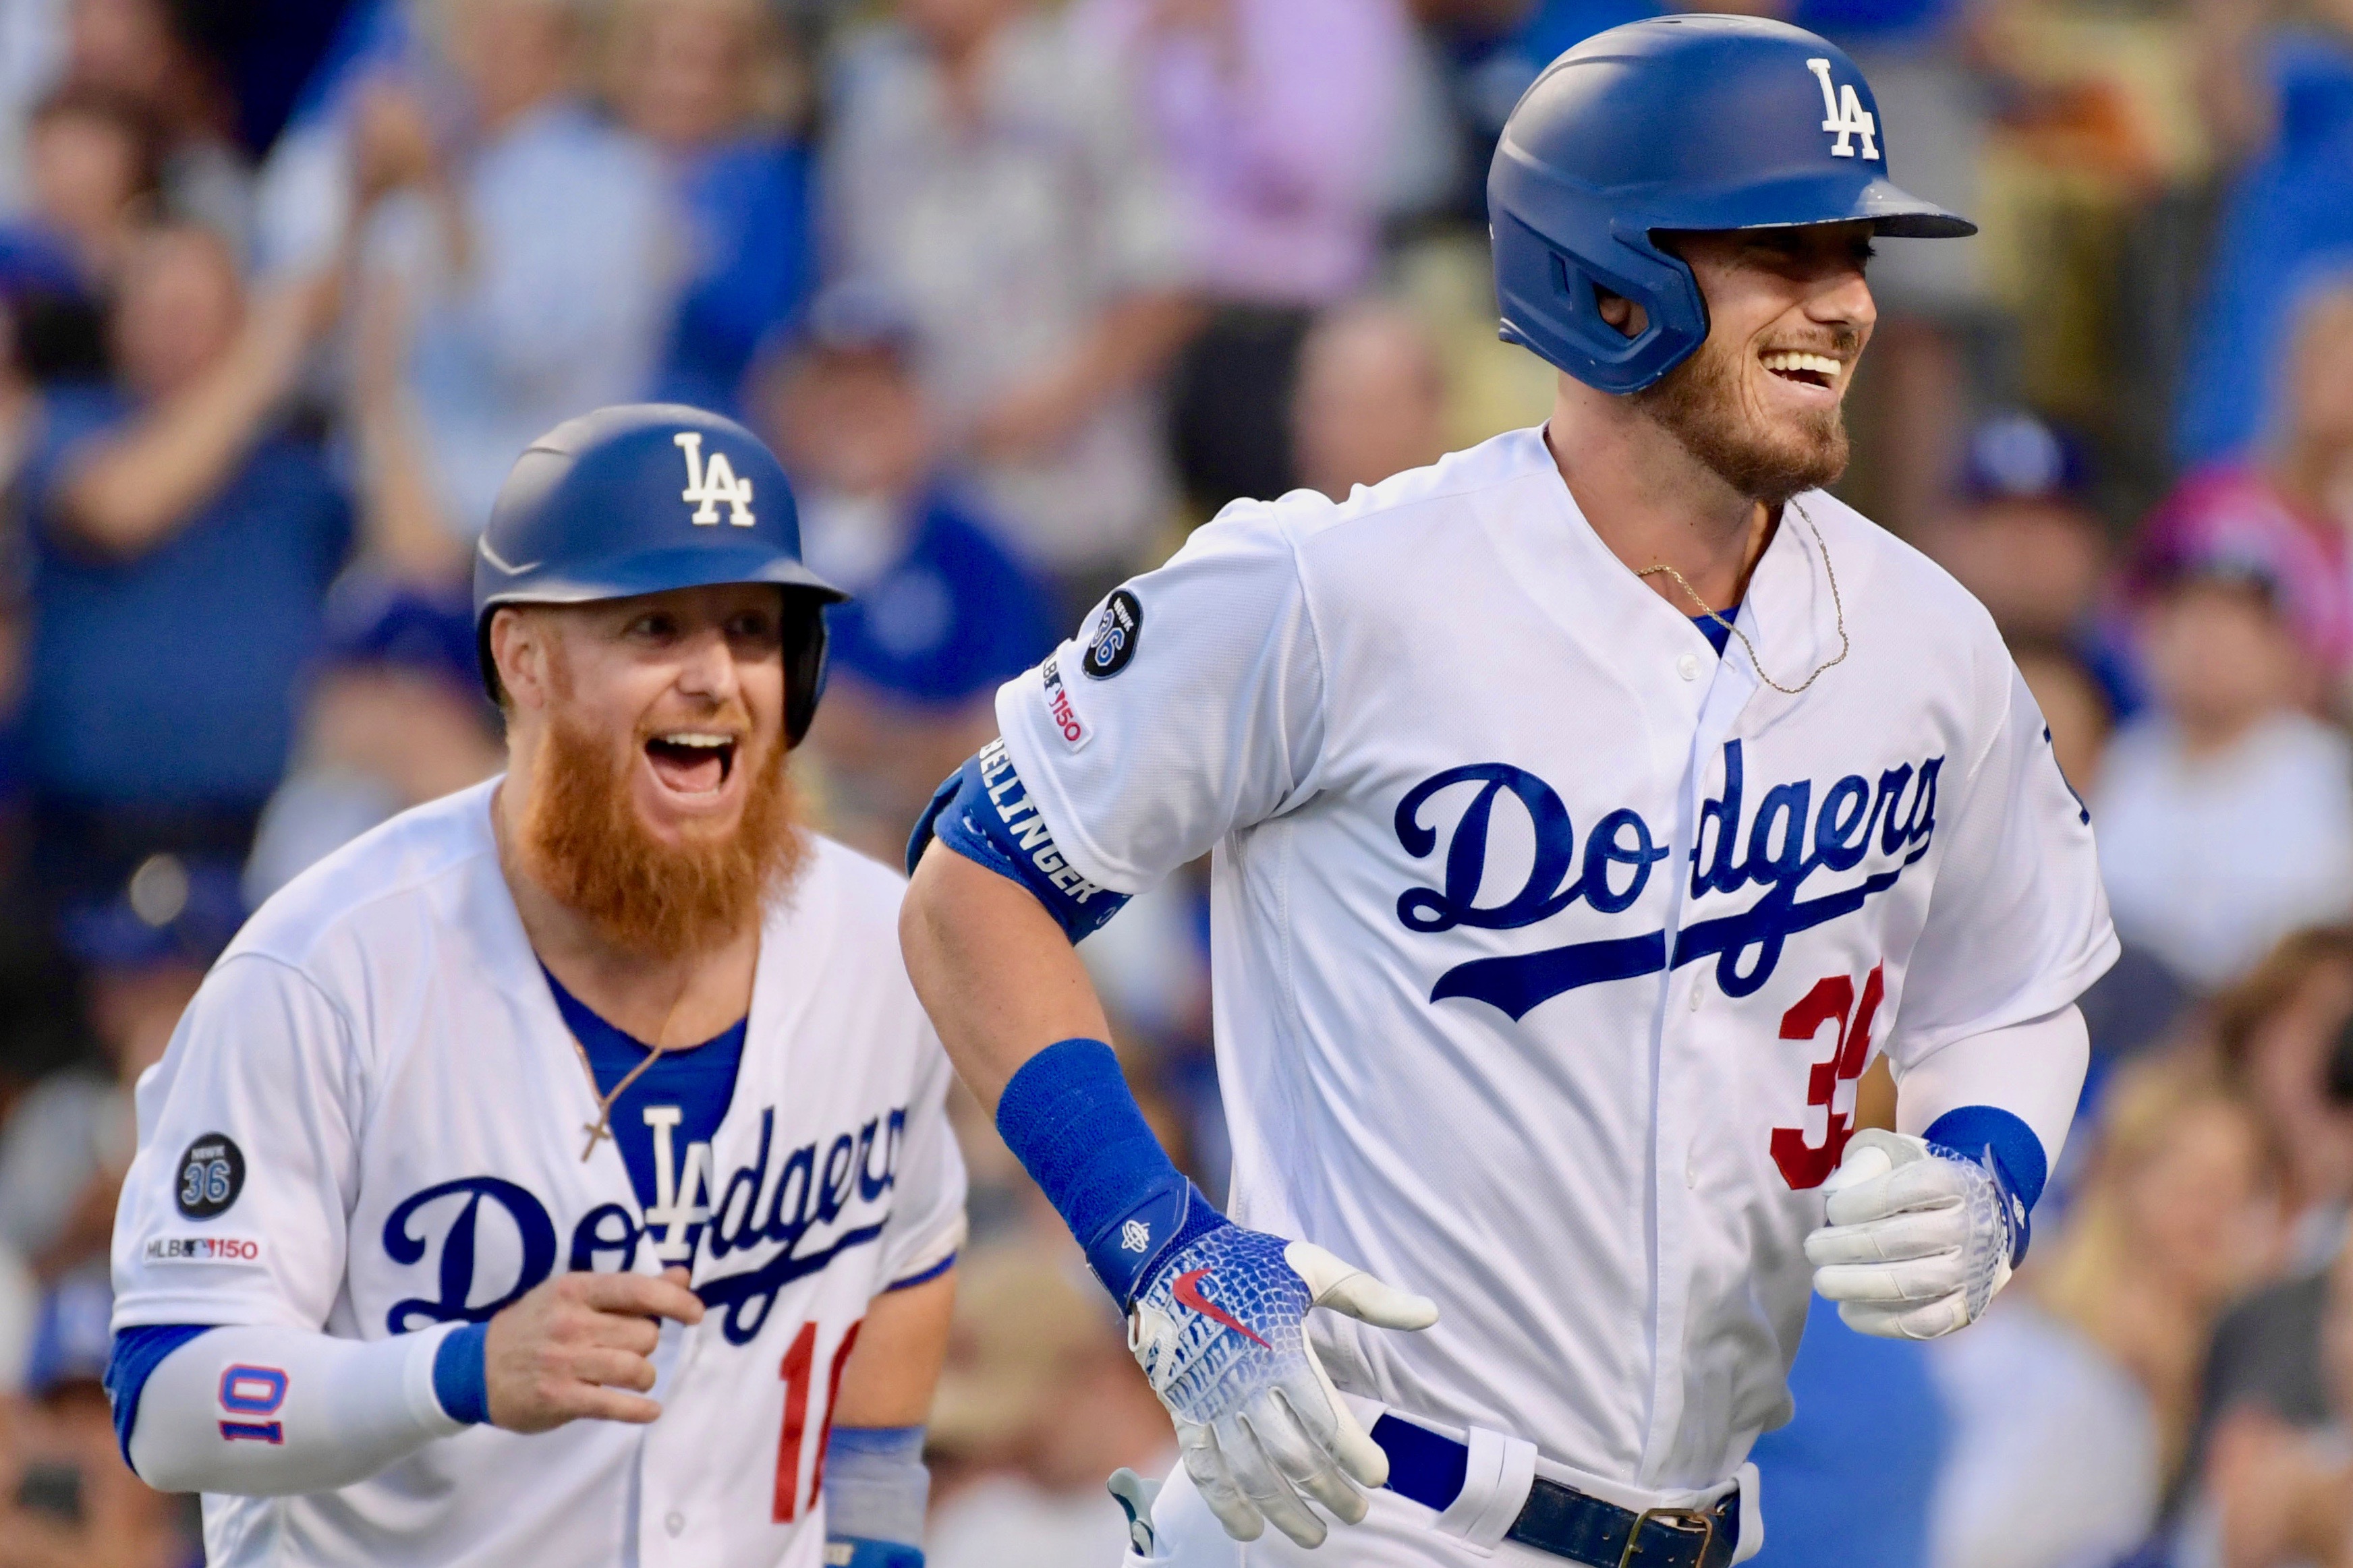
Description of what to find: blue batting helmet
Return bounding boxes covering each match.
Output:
[1489,14,1975,395]
[473,403,846,743]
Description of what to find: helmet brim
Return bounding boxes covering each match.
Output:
[476,541,849,614]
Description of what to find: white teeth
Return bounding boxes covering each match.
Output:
[657,732,733,749]
[1761,351,1842,379]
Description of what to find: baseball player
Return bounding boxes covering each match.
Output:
[103,405,967,1568]
[898,18,2111,1568]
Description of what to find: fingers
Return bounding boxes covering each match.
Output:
[567,1270,706,1326]
[1803,1208,1970,1267]
[1286,1242,1440,1331]
[1295,1332,1390,1488]
[1222,1410,1330,1548]
[557,1385,666,1426]
[1811,1252,1969,1305]
[1261,1387,1369,1526]
[1178,1422,1265,1544]
[570,1346,660,1395]
[1823,1157,1977,1228]
[1837,1294,1970,1341]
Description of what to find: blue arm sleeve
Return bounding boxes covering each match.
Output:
[105,1324,215,1466]
[996,1039,1226,1306]
[1924,1103,2046,1264]
[905,742,1132,942]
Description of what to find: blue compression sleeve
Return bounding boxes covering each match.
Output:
[432,1322,490,1426]
[1924,1103,2045,1263]
[824,1424,928,1552]
[907,742,1131,941]
[995,1039,1226,1305]
[106,1324,215,1465]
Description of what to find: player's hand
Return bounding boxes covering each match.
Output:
[1804,1128,2023,1340]
[1127,1224,1437,1548]
[484,1267,704,1433]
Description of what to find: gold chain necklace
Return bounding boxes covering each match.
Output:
[1634,499,1849,697]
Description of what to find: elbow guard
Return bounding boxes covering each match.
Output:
[907,741,1131,942]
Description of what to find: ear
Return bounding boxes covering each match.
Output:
[487,606,550,712]
[1595,287,1649,340]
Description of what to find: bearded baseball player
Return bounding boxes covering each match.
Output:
[898,17,2113,1568]
[103,405,967,1567]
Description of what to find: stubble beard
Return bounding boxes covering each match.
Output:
[517,701,807,963]
[1633,330,1854,505]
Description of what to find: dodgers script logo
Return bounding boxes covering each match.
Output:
[1395,740,1939,1018]
[381,1105,907,1346]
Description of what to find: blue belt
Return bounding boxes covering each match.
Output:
[1373,1416,1739,1568]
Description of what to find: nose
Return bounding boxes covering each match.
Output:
[1809,261,1877,334]
[673,623,740,706]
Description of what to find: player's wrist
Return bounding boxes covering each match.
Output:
[1921,1104,2045,1265]
[994,1037,1231,1308]
[430,1321,491,1426]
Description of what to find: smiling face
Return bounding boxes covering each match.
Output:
[491,582,807,957]
[1631,221,1878,504]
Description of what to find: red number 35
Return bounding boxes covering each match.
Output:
[1769,964,1884,1190]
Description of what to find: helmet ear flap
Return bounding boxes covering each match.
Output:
[783,593,830,747]
[1491,206,1711,395]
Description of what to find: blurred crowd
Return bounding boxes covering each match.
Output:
[0,0,2346,1565]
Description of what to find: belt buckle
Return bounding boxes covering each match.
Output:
[1618,1505,1716,1568]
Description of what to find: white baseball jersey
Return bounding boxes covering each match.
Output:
[996,426,2114,1496]
[110,782,967,1568]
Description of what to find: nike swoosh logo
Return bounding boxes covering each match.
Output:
[1172,1269,1270,1347]
[476,535,543,576]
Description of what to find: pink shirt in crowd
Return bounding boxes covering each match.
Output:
[2134,464,2353,678]
[1073,0,1409,307]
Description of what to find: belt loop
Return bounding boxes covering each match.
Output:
[1431,1425,1538,1555]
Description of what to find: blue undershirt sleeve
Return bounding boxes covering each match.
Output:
[105,1324,216,1466]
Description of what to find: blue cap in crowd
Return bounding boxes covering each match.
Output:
[319,570,481,692]
[61,854,246,972]
[1959,411,2093,506]
[22,1272,112,1398]
[802,279,921,359]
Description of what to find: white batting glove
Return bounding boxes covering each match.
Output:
[1127,1225,1438,1548]
[1804,1128,2024,1340]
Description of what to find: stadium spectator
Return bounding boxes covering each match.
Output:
[605,0,816,418]
[242,575,500,903]
[1928,412,2141,720]
[824,0,1198,602]
[764,282,1054,861]
[1074,0,1411,508]
[56,0,252,249]
[2137,279,2353,706]
[2093,556,2353,991]
[2025,1059,2278,1507]
[2178,0,2353,467]
[351,0,674,544]
[926,1242,1172,1568]
[17,223,347,901]
[0,1270,196,1567]
[0,855,239,1291]
[7,84,160,294]
[1291,297,1450,501]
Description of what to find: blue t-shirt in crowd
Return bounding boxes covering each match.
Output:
[823,491,1055,709]
[651,135,814,419]
[1749,1306,1949,1568]
[2177,30,2353,465]
[22,386,351,809]
[543,967,745,1263]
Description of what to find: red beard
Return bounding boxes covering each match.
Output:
[517,703,807,962]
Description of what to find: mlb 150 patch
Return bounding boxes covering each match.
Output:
[145,1235,263,1265]
[175,1134,246,1219]
[1085,590,1143,678]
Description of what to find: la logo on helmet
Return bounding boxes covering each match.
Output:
[1805,59,1879,161]
[673,431,756,527]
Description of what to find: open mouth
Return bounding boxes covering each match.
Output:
[1760,350,1842,391]
[644,731,737,796]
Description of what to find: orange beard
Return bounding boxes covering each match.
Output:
[517,704,807,962]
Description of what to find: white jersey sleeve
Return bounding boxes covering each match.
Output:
[112,952,360,1331]
[876,1025,967,1289]
[1884,664,2120,1070]
[993,502,1327,893]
